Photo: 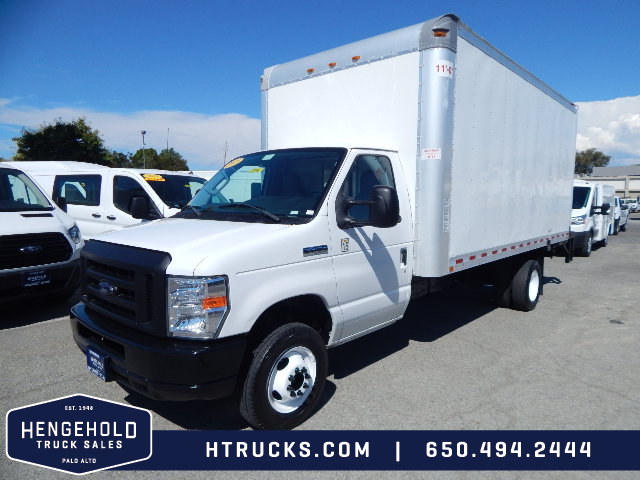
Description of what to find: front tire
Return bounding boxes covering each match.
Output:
[240,323,327,429]
[579,232,593,257]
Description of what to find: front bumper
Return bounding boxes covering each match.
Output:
[570,230,590,251]
[70,302,247,401]
[0,260,79,304]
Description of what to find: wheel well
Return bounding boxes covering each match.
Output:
[247,295,332,351]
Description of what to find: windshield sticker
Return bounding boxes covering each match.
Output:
[306,210,314,216]
[224,157,244,169]
[290,211,299,215]
[143,174,166,182]
[303,245,328,257]
[262,154,275,160]
[248,167,265,173]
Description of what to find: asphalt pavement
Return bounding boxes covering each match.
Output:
[2,215,639,480]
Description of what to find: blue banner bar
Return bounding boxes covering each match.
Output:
[116,430,640,471]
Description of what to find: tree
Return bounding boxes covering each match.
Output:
[104,150,131,168]
[129,147,188,170]
[12,117,108,164]
[157,148,189,170]
[575,148,611,176]
[130,148,159,168]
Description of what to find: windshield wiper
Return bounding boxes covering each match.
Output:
[218,203,280,222]
[182,204,201,217]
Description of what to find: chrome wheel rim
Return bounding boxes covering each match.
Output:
[267,346,317,413]
[528,269,540,302]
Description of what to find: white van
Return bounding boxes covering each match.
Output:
[7,162,207,239]
[0,163,83,304]
[612,196,629,234]
[571,180,613,256]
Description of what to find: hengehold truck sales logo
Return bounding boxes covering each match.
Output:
[5,394,152,475]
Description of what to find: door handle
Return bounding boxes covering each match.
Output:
[400,248,407,267]
[92,213,101,218]
[107,215,116,221]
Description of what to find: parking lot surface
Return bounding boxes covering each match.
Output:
[2,215,639,479]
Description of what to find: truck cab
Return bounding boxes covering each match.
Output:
[571,180,612,256]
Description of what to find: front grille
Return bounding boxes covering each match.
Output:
[0,232,72,269]
[81,240,171,337]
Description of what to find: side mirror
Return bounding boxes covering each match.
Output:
[55,196,68,212]
[337,185,400,229]
[370,185,400,228]
[592,203,610,215]
[130,196,151,219]
[621,205,629,211]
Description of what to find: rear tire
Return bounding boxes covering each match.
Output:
[240,323,327,430]
[613,220,619,235]
[510,259,542,312]
[620,222,626,232]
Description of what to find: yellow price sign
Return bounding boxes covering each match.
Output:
[143,174,166,182]
[224,157,244,169]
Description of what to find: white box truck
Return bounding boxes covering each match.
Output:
[70,14,577,429]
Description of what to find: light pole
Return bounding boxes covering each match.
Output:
[141,130,147,168]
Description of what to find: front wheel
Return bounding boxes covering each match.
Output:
[579,232,593,257]
[240,323,327,429]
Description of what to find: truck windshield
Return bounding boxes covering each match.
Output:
[0,167,53,212]
[140,173,207,209]
[572,186,591,209]
[182,148,346,223]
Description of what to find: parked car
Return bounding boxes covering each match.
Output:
[622,198,638,213]
[612,196,629,234]
[6,161,207,239]
[0,163,83,304]
[571,180,613,256]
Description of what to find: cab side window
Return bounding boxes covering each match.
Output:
[113,176,153,215]
[53,175,101,206]
[340,155,395,222]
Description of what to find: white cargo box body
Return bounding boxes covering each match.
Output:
[262,14,577,277]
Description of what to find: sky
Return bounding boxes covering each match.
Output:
[1,0,639,170]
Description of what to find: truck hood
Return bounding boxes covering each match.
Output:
[3,210,75,236]
[93,218,292,274]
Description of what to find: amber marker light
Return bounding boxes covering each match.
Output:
[328,62,337,68]
[202,296,227,309]
[307,68,315,74]
[352,55,361,62]
[433,29,448,37]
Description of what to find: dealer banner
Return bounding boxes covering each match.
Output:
[5,395,639,474]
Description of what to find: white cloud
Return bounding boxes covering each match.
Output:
[3,95,640,168]
[0,99,260,170]
[576,95,640,166]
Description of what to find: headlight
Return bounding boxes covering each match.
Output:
[167,276,229,339]
[68,224,82,244]
[571,214,586,225]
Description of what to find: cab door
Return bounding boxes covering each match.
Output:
[328,151,413,342]
[101,174,160,233]
[52,174,107,239]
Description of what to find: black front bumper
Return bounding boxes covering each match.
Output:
[70,302,247,401]
[571,230,590,250]
[0,260,79,304]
